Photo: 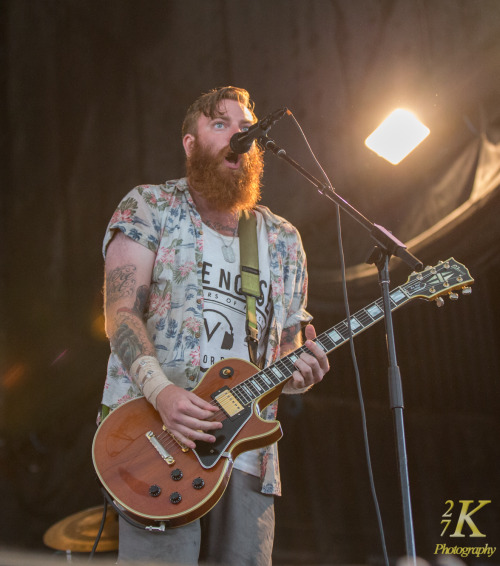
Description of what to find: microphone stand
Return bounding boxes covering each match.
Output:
[261,136,421,563]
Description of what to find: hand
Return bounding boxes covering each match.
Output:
[285,324,330,393]
[156,385,223,450]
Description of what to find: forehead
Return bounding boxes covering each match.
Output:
[202,99,255,125]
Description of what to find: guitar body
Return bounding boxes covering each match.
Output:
[92,358,283,528]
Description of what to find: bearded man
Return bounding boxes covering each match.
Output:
[100,86,329,565]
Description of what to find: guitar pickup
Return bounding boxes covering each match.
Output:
[212,387,244,419]
[146,431,175,465]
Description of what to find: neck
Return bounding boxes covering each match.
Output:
[188,183,240,236]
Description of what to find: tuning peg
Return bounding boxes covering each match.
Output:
[448,292,459,300]
[462,287,472,295]
[435,297,445,307]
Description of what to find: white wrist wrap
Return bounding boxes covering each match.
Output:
[130,355,173,409]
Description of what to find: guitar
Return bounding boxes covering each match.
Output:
[92,258,473,528]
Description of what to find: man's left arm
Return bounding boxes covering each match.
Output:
[281,323,330,394]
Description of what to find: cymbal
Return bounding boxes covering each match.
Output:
[43,505,118,553]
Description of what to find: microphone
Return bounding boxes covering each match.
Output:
[229,107,290,154]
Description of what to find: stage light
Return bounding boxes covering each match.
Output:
[365,108,430,165]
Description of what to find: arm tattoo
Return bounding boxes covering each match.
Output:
[134,285,149,315]
[113,321,144,370]
[280,324,303,356]
[111,310,155,370]
[106,264,137,304]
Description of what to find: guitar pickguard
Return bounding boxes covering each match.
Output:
[193,405,253,468]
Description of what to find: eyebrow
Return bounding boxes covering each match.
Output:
[211,116,254,126]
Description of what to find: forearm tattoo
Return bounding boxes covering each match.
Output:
[114,319,144,370]
[280,324,304,357]
[106,264,154,370]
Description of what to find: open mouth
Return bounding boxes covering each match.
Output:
[225,151,239,165]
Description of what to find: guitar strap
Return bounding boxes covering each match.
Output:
[238,209,262,368]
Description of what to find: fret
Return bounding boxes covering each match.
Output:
[242,383,256,399]
[270,365,285,379]
[354,310,372,327]
[348,316,363,333]
[390,287,407,304]
[315,338,328,351]
[234,385,251,405]
[249,378,263,393]
[366,302,384,319]
[262,368,280,386]
[255,373,271,392]
[326,328,344,345]
[336,323,351,340]
[280,356,296,371]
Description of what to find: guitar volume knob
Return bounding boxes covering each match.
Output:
[171,468,183,481]
[170,492,182,504]
[149,484,162,497]
[192,477,205,490]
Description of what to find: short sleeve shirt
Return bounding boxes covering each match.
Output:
[102,178,312,495]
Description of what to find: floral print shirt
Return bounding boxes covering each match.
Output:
[102,178,311,495]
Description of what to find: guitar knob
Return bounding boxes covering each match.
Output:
[435,297,445,308]
[449,292,459,300]
[462,287,472,295]
[192,477,205,490]
[171,469,183,481]
[149,484,162,497]
[169,492,182,504]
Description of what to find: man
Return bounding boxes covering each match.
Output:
[101,86,329,565]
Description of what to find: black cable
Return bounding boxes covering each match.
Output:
[88,494,107,561]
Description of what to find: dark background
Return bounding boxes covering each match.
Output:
[1,1,500,564]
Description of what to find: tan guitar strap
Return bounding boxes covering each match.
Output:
[238,210,261,367]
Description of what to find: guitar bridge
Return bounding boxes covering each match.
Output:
[146,431,175,465]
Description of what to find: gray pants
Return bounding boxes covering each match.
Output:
[118,470,275,565]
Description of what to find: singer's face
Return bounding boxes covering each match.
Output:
[183,99,255,170]
[183,99,264,212]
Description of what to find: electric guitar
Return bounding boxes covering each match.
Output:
[92,258,473,528]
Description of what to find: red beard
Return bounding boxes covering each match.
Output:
[185,139,264,212]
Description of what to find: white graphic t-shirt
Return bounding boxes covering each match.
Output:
[200,211,272,476]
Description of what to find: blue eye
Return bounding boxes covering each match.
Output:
[241,126,250,132]
[214,122,225,129]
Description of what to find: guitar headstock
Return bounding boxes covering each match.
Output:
[401,258,474,305]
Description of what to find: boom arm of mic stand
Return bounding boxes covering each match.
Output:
[260,136,423,272]
[261,134,420,563]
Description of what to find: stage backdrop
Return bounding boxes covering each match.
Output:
[1,1,500,564]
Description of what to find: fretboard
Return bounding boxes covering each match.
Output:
[231,283,412,406]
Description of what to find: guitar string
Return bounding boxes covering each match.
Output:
[152,347,312,454]
[152,281,436,454]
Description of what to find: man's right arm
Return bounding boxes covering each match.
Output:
[105,231,157,369]
[104,230,221,448]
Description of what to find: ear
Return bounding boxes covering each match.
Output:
[183,134,195,157]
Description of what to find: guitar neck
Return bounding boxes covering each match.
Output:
[229,258,472,407]
[231,284,410,407]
